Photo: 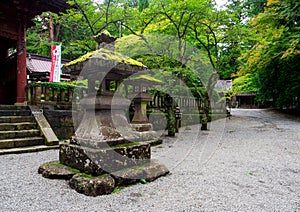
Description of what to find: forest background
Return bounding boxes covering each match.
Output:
[26,0,300,110]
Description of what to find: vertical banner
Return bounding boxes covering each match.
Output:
[49,44,62,82]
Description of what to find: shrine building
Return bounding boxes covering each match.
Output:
[0,0,69,105]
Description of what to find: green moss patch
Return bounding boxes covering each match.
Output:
[110,142,140,148]
[64,48,145,68]
[130,74,162,83]
[50,162,81,173]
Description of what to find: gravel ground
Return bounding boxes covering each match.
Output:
[1,109,300,211]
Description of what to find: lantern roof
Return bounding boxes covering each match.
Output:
[62,48,148,78]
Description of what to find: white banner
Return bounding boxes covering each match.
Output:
[49,44,62,82]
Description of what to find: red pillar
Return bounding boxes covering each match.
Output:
[16,16,27,104]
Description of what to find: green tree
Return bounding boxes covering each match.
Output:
[26,0,141,59]
[217,0,267,80]
[237,0,300,109]
[27,10,95,60]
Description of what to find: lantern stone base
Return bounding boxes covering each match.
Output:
[38,159,169,196]
[69,174,115,196]
[59,142,151,175]
[131,123,153,132]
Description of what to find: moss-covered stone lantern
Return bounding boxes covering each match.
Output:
[124,75,161,133]
[38,32,169,196]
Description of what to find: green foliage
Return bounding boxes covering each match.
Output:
[138,0,149,11]
[130,74,162,83]
[237,0,300,109]
[30,81,87,90]
[216,0,266,80]
[242,0,267,17]
[26,0,140,60]
[25,0,299,111]
[232,73,258,95]
[132,54,205,99]
[26,11,93,60]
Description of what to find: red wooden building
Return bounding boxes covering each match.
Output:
[0,0,69,105]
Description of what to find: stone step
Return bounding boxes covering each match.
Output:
[0,116,35,123]
[0,137,45,149]
[0,122,37,131]
[0,105,29,110]
[0,110,31,116]
[0,129,40,139]
[0,105,57,154]
[0,145,59,155]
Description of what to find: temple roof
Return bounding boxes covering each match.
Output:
[26,53,70,81]
[27,53,70,74]
[215,80,233,91]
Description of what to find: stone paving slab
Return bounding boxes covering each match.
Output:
[0,145,58,155]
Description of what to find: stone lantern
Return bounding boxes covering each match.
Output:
[38,32,169,196]
[126,75,161,130]
[124,75,162,145]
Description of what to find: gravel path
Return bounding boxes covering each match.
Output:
[1,109,299,211]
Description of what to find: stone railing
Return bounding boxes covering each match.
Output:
[148,92,204,113]
[26,82,223,114]
[26,83,87,109]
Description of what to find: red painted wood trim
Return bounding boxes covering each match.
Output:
[0,30,18,41]
[16,16,27,103]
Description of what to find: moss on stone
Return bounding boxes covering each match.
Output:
[64,48,145,68]
[79,173,110,179]
[110,142,140,148]
[130,74,162,83]
[65,166,81,174]
[63,50,97,67]
[79,173,94,179]
[94,29,111,38]
[28,81,86,90]
[51,162,81,174]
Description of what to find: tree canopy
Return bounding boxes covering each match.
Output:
[26,0,300,110]
[237,0,300,108]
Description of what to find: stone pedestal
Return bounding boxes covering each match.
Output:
[129,93,153,132]
[128,93,162,145]
[59,142,151,175]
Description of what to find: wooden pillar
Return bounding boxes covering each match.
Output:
[16,15,27,104]
[0,48,9,59]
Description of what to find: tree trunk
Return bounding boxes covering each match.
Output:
[165,94,176,136]
[49,14,54,44]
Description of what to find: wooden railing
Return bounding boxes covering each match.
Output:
[26,83,87,109]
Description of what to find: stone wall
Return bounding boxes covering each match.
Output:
[44,110,76,139]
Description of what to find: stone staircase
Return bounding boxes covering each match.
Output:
[0,105,58,154]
